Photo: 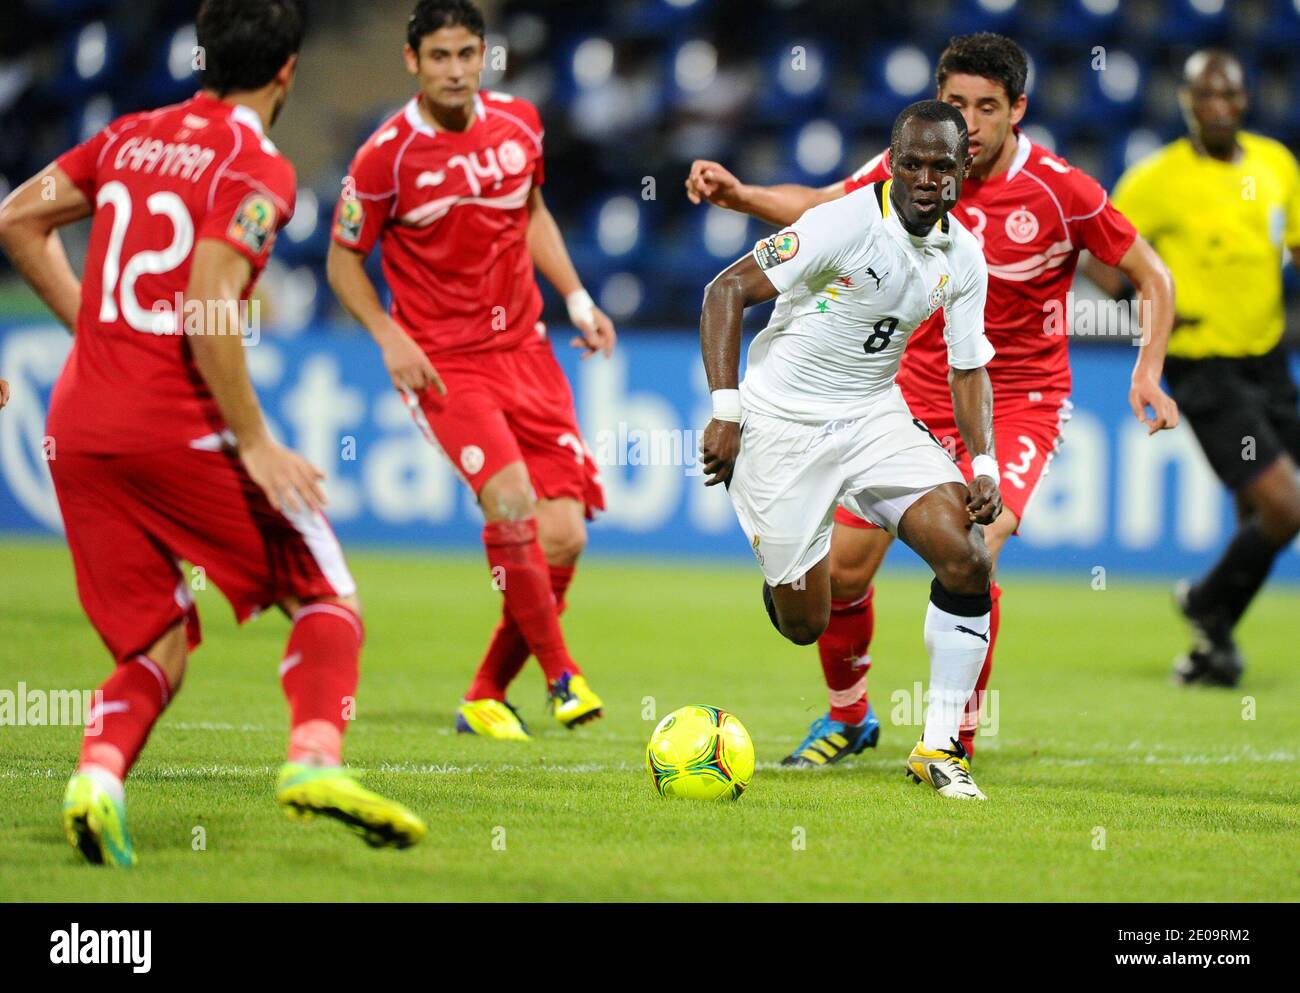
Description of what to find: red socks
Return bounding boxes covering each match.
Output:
[959,581,1001,756]
[281,602,363,766]
[78,655,173,780]
[817,588,875,724]
[480,519,577,686]
[468,563,575,700]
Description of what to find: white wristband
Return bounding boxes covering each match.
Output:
[711,389,743,423]
[971,454,999,482]
[565,289,596,332]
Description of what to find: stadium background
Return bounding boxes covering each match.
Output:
[1,0,1297,580]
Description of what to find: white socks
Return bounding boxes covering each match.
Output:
[922,584,992,751]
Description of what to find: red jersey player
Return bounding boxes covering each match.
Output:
[0,0,425,866]
[327,0,615,740]
[686,33,1179,767]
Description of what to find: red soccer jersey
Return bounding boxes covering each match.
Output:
[50,92,294,454]
[332,90,546,358]
[844,133,1137,409]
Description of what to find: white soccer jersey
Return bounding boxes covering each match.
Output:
[741,180,993,422]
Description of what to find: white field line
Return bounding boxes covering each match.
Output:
[1,746,1294,781]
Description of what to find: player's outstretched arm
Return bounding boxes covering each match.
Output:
[187,238,325,515]
[685,159,845,227]
[1113,236,1179,435]
[325,241,444,396]
[526,187,615,359]
[698,254,779,486]
[0,164,91,333]
[0,379,9,409]
[949,366,1002,526]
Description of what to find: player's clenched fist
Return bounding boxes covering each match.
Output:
[699,418,740,487]
[685,160,744,210]
[0,379,9,409]
[966,476,1002,525]
[381,326,446,396]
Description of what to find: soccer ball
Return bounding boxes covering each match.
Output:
[645,705,755,800]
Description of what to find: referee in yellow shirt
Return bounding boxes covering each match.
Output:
[1089,50,1300,686]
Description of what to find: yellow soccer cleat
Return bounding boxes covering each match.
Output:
[276,763,427,849]
[905,738,987,800]
[547,672,603,728]
[455,698,532,740]
[62,772,137,867]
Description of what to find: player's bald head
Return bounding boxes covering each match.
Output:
[1182,50,1244,89]
[1179,49,1247,157]
[890,100,969,163]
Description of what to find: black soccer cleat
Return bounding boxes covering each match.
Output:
[1173,647,1245,688]
[1172,581,1245,687]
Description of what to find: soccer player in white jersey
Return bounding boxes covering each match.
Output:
[698,101,1000,799]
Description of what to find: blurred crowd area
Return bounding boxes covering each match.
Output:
[1,0,1298,335]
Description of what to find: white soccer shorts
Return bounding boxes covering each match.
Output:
[727,386,965,586]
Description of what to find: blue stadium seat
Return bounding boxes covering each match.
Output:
[934,0,1022,39]
[31,0,111,18]
[139,23,200,106]
[276,189,332,267]
[68,92,113,145]
[51,21,122,102]
[1107,126,1167,185]
[841,44,933,128]
[751,40,830,125]
[782,118,846,185]
[1165,0,1231,42]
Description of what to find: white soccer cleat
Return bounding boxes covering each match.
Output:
[905,738,987,800]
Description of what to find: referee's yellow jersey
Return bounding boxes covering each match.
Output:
[1111,132,1300,359]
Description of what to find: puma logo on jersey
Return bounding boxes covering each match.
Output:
[865,267,887,289]
[416,170,446,188]
[375,126,400,148]
[955,624,989,643]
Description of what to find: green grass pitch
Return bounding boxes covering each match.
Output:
[1,537,1297,902]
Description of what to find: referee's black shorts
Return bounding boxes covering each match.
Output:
[1164,345,1300,490]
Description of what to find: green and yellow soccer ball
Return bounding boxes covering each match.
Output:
[646,705,755,800]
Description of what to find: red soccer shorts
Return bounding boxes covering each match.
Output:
[406,339,605,517]
[50,445,354,664]
[833,389,1073,531]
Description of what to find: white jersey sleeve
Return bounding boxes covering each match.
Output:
[943,223,995,370]
[751,198,867,295]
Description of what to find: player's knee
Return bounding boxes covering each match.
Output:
[481,482,536,522]
[541,522,586,566]
[1262,507,1300,543]
[1254,489,1300,542]
[145,623,189,688]
[780,616,827,646]
[776,599,830,645]
[829,555,872,601]
[935,543,992,595]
